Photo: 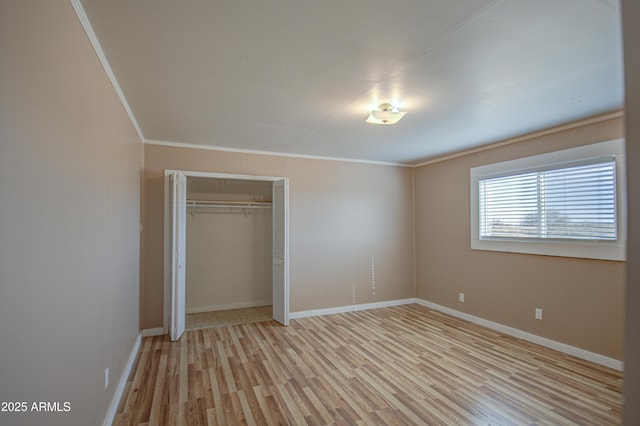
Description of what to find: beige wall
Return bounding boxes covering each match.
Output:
[415,116,626,359]
[0,2,141,425]
[623,0,640,422]
[142,145,415,329]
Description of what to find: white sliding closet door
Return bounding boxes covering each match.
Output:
[272,179,289,325]
[170,172,187,340]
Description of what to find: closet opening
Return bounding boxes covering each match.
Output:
[163,170,289,340]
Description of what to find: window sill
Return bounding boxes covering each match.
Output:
[471,238,625,261]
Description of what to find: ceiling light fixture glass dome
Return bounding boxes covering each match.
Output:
[365,102,407,125]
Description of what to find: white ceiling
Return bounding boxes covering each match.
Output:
[79,0,623,165]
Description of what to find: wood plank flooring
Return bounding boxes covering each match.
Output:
[115,304,623,425]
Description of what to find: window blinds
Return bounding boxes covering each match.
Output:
[479,159,617,241]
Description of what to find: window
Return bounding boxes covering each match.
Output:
[480,160,617,240]
[470,139,626,260]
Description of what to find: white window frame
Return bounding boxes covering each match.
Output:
[470,139,626,261]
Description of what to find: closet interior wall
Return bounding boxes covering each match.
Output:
[185,177,273,314]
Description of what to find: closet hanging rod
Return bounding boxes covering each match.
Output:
[186,200,272,209]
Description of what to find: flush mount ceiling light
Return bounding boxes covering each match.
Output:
[365,102,407,125]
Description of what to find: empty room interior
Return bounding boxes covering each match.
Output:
[1,1,640,425]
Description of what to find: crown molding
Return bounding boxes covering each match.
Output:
[69,0,144,142]
[413,110,624,167]
[144,139,413,168]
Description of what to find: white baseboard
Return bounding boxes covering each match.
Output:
[415,298,624,371]
[289,298,416,319]
[141,327,165,337]
[186,300,272,314]
[103,333,142,426]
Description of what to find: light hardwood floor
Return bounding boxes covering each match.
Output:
[116,304,622,425]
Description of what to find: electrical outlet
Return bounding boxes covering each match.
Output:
[535,308,543,320]
[104,368,109,389]
[459,293,465,303]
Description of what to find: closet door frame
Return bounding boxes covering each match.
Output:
[163,170,290,334]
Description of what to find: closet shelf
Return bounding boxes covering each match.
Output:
[187,200,272,209]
